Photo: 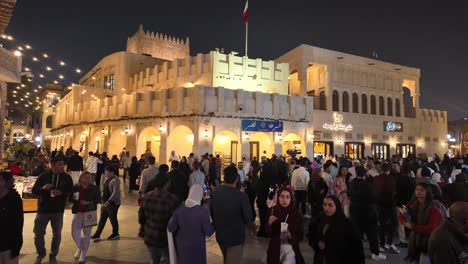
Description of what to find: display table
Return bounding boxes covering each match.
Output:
[14,176,38,212]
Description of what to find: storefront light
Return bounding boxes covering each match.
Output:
[244,132,250,140]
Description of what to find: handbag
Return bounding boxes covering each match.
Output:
[83,210,97,227]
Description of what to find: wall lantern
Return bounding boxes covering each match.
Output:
[244,132,250,140]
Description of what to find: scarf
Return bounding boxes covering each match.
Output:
[184,184,203,208]
[271,187,295,222]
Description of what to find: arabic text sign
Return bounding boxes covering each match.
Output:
[242,119,283,132]
[322,113,353,132]
[383,121,403,132]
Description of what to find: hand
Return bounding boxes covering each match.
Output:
[268,215,279,226]
[318,240,326,250]
[403,222,413,229]
[50,189,62,196]
[42,184,53,190]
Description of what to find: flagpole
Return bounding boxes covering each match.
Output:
[245,21,248,57]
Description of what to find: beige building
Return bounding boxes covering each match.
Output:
[47,26,447,163]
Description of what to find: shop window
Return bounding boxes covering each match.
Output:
[361,94,368,114]
[371,143,389,160]
[387,97,393,116]
[433,137,439,143]
[332,90,339,111]
[342,92,349,112]
[103,76,108,89]
[345,142,365,159]
[352,93,359,113]
[379,96,385,115]
[370,95,376,115]
[425,137,431,142]
[395,99,401,117]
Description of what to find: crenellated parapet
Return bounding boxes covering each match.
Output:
[419,108,447,124]
[51,85,313,129]
[126,24,189,61]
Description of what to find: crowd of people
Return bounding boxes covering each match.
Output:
[1,143,468,264]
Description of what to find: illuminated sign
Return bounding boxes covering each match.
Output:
[323,113,353,132]
[242,119,283,132]
[383,121,403,132]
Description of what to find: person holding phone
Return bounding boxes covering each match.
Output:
[32,156,73,264]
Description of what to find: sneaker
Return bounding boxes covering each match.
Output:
[34,254,46,264]
[74,249,81,259]
[387,244,401,254]
[107,234,120,240]
[396,241,408,248]
[91,234,101,242]
[379,246,387,252]
[371,253,387,261]
[79,254,86,263]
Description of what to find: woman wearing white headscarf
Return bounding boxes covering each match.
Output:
[167,184,214,264]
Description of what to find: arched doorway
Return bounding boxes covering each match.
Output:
[249,132,273,162]
[282,133,305,159]
[213,130,239,166]
[89,131,106,154]
[137,127,161,162]
[167,125,194,160]
[108,129,127,157]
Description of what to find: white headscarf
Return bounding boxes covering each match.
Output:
[185,184,204,208]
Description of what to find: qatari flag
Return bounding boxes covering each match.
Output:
[243,0,248,24]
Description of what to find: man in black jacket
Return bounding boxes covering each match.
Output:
[32,156,73,264]
[429,201,468,264]
[348,166,386,261]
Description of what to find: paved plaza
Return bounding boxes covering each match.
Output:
[19,181,408,264]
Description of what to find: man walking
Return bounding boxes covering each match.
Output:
[120,151,131,183]
[91,166,121,241]
[139,156,158,196]
[291,159,310,215]
[85,151,100,185]
[211,165,254,264]
[32,156,73,264]
[139,173,178,264]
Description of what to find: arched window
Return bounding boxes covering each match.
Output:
[319,91,326,110]
[361,94,368,114]
[332,90,339,111]
[352,93,359,113]
[387,97,393,116]
[379,96,385,115]
[342,92,349,112]
[370,95,376,115]
[46,115,53,128]
[395,99,401,117]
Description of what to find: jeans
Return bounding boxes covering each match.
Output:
[219,244,244,264]
[71,213,92,258]
[378,206,397,246]
[294,190,307,215]
[146,245,168,264]
[33,212,64,257]
[94,203,120,236]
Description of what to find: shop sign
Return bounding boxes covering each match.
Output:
[242,119,283,132]
[322,113,353,132]
[383,121,403,132]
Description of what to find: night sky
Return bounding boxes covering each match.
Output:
[4,0,468,121]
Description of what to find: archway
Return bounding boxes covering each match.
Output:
[137,127,161,162]
[167,125,194,160]
[108,129,127,157]
[249,132,273,161]
[213,130,239,166]
[89,131,106,154]
[282,133,305,159]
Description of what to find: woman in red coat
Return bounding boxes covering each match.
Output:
[267,186,305,264]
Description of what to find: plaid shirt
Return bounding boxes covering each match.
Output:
[139,189,179,247]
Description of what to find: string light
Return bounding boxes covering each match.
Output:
[25,45,31,49]
[43,53,48,58]
[76,68,81,73]
[14,50,21,56]
[32,57,38,61]
[39,74,44,78]
[46,66,52,71]
[59,74,64,79]
[59,61,66,66]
